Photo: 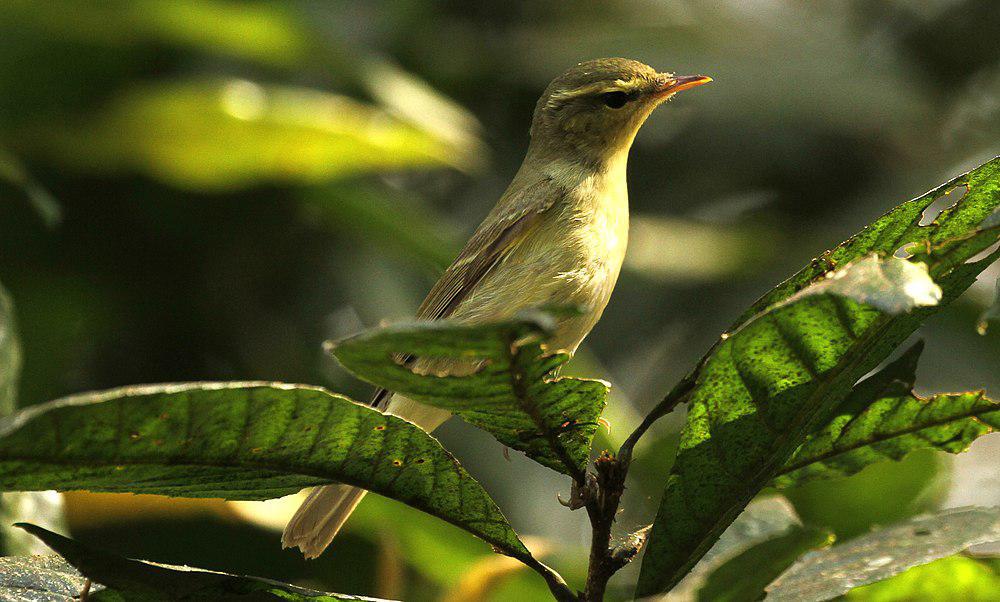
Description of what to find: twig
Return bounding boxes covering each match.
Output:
[521,556,578,602]
[79,579,91,602]
[573,377,695,601]
[618,378,695,466]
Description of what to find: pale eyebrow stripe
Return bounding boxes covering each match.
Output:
[546,78,646,106]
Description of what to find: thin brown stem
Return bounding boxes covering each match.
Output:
[618,379,695,466]
[523,556,578,602]
[582,452,629,601]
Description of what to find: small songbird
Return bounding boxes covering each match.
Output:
[282,58,711,558]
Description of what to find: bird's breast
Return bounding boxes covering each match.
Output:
[514,161,629,350]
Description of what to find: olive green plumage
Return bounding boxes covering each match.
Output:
[283,57,711,558]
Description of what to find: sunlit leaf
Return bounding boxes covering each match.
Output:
[0,554,96,601]
[360,59,487,172]
[0,383,531,561]
[773,341,999,488]
[666,496,804,600]
[18,523,387,601]
[30,80,475,190]
[331,312,609,477]
[637,156,1000,597]
[842,555,1000,601]
[765,507,1000,601]
[696,525,832,602]
[1,0,310,67]
[780,254,942,314]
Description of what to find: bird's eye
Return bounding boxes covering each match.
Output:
[600,91,630,109]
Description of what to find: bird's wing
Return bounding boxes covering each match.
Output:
[370,176,561,409]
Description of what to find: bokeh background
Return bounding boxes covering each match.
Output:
[1,1,998,600]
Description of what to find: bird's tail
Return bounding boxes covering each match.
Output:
[283,393,452,558]
[281,483,367,559]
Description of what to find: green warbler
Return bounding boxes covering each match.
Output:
[283,58,711,558]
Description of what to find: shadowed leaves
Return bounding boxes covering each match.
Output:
[637,156,1000,597]
[16,523,388,601]
[773,341,999,488]
[331,312,609,477]
[0,383,530,561]
[766,507,1000,601]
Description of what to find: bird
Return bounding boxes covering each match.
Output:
[282,58,711,558]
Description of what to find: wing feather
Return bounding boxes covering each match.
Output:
[370,175,561,409]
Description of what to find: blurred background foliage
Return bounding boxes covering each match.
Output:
[0,1,998,600]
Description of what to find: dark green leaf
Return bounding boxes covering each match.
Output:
[0,554,93,601]
[696,526,832,602]
[17,523,386,601]
[0,383,530,561]
[668,496,809,599]
[637,157,1000,596]
[331,312,609,477]
[765,507,1000,601]
[773,341,999,488]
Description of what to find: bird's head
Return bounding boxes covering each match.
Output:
[528,58,711,168]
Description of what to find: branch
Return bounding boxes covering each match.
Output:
[521,556,578,602]
[618,377,695,466]
[573,378,695,601]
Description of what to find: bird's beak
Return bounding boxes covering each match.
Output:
[654,74,713,98]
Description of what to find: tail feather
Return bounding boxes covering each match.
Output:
[282,484,367,559]
[283,396,452,558]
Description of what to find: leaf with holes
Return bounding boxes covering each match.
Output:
[331,312,609,478]
[765,507,1000,601]
[0,383,531,562]
[636,156,1000,597]
[17,523,387,601]
[773,341,999,488]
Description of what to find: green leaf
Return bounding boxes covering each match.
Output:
[331,312,609,477]
[0,382,531,561]
[16,523,386,601]
[843,555,1000,601]
[30,79,475,191]
[2,0,311,68]
[765,507,1000,601]
[0,554,95,601]
[636,156,1000,597]
[773,341,999,488]
[669,496,805,598]
[696,526,832,602]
